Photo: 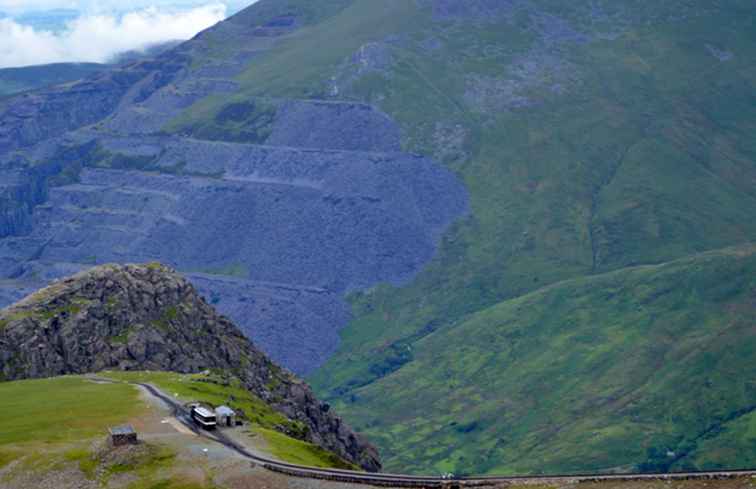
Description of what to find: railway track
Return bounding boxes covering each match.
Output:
[137,382,756,488]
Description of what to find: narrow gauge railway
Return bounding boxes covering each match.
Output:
[137,383,756,488]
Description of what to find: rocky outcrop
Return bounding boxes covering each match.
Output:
[0,263,381,472]
[0,168,47,238]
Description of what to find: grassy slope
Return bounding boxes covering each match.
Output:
[326,245,756,475]
[0,376,142,448]
[100,371,357,470]
[164,0,756,475]
[0,375,145,480]
[0,372,352,489]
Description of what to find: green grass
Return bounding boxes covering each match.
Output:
[256,427,358,469]
[189,263,250,279]
[63,448,99,480]
[0,375,231,487]
[0,449,21,469]
[66,442,189,489]
[0,376,143,447]
[100,370,297,432]
[319,246,756,475]
[103,443,177,485]
[677,407,756,470]
[124,478,220,489]
[100,370,356,469]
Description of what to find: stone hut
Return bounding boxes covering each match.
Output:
[109,425,138,446]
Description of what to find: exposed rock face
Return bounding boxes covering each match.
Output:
[0,263,381,472]
[0,1,469,376]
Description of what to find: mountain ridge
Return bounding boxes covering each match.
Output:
[0,262,381,472]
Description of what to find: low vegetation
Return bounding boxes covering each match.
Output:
[101,370,298,432]
[0,376,143,447]
[0,376,155,484]
[0,371,350,487]
[320,246,756,474]
[100,370,352,468]
[256,427,358,470]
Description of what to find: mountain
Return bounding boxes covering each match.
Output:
[0,0,754,476]
[0,0,468,376]
[0,63,107,97]
[0,263,381,472]
[0,43,184,97]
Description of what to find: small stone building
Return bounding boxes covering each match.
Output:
[109,425,138,446]
[215,406,236,427]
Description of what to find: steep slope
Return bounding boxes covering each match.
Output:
[316,244,756,474]
[176,0,752,475]
[0,0,467,375]
[0,263,380,472]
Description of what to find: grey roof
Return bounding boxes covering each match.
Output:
[215,405,235,416]
[109,425,136,435]
[194,407,215,417]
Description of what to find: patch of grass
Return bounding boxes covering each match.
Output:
[175,99,277,144]
[190,263,250,279]
[125,477,219,489]
[106,444,176,479]
[111,326,136,344]
[63,448,98,480]
[0,449,21,469]
[163,306,179,321]
[255,427,358,470]
[0,376,144,446]
[0,310,33,325]
[146,262,168,272]
[35,303,83,321]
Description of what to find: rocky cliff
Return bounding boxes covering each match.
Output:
[0,263,381,472]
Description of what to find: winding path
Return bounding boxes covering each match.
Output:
[135,382,756,488]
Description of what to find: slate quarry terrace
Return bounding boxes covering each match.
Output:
[0,101,468,375]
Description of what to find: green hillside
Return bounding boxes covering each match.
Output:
[319,245,756,474]
[163,0,756,475]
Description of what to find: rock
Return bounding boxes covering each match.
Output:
[0,263,381,472]
[0,0,469,378]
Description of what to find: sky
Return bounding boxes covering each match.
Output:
[0,1,257,68]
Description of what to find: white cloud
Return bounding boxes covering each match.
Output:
[0,1,254,15]
[0,3,227,68]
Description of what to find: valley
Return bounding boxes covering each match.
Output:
[0,0,754,479]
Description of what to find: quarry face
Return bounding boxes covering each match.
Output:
[0,17,469,375]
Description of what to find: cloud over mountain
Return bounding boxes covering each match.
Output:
[0,3,226,68]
